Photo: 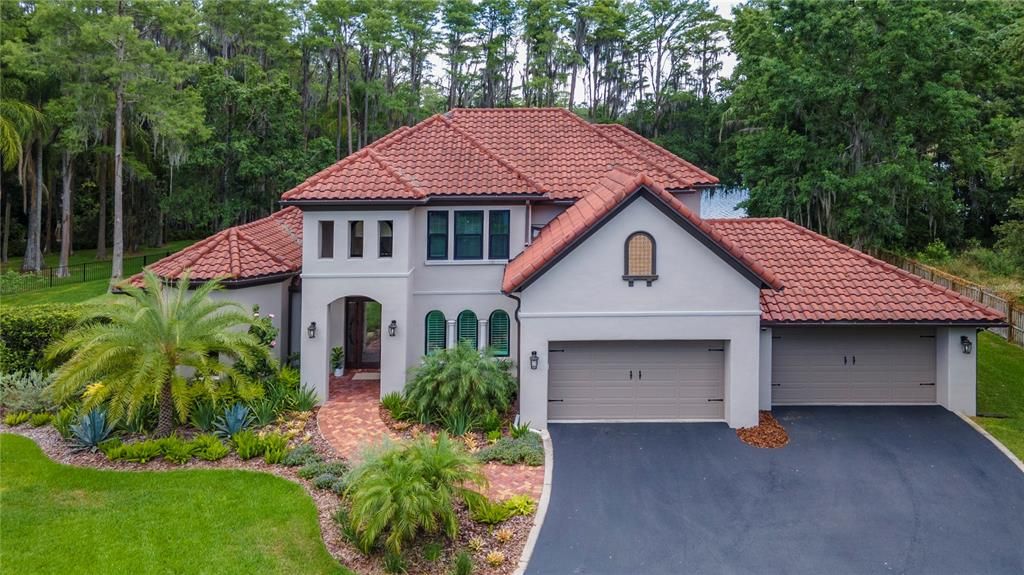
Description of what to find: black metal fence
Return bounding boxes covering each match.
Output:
[0,252,171,296]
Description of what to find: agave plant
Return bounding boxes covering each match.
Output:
[70,407,112,452]
[213,403,252,439]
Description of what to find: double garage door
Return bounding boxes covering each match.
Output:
[772,327,937,404]
[548,340,725,421]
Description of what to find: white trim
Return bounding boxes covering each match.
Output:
[550,418,726,424]
[518,310,761,319]
[514,429,553,575]
[422,259,507,266]
[957,413,1024,474]
[301,271,413,279]
[412,289,503,296]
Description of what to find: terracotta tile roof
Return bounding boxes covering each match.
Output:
[281,108,718,202]
[501,168,780,293]
[708,218,1006,324]
[128,207,303,286]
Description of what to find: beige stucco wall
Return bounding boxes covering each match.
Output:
[515,196,763,429]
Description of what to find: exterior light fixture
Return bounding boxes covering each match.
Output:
[529,351,539,370]
[960,335,972,354]
[307,321,317,339]
[388,320,398,337]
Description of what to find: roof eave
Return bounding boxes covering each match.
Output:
[761,319,1008,328]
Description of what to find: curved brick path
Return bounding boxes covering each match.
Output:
[317,372,543,501]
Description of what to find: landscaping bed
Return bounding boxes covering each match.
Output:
[736,411,790,448]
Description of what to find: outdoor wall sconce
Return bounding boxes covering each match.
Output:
[307,321,317,339]
[388,320,398,337]
[529,351,539,370]
[961,335,972,354]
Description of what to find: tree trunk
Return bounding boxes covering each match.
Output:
[57,150,73,277]
[156,379,175,438]
[96,151,107,258]
[343,41,352,156]
[111,79,125,281]
[2,200,10,263]
[44,165,53,255]
[21,139,43,272]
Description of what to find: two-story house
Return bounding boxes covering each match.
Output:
[137,108,1004,430]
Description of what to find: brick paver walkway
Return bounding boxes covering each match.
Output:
[317,372,544,501]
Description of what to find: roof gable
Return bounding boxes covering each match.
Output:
[281,108,718,203]
[502,168,781,293]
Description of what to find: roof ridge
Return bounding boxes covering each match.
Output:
[556,109,685,186]
[227,228,241,278]
[598,123,719,184]
[272,207,303,244]
[366,148,426,198]
[282,146,376,199]
[774,218,1004,318]
[439,114,549,195]
[234,227,292,269]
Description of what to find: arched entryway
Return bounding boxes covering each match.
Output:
[343,296,381,369]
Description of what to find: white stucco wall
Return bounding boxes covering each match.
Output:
[936,327,978,416]
[208,280,291,361]
[758,327,773,410]
[515,196,763,429]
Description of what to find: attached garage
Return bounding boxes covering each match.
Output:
[771,327,937,405]
[547,340,726,421]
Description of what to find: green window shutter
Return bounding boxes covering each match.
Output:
[457,310,478,348]
[425,311,446,354]
[489,310,510,357]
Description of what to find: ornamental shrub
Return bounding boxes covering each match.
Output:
[404,343,514,423]
[0,304,86,373]
[345,432,486,555]
[475,433,543,466]
[0,370,54,413]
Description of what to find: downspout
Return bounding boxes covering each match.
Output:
[525,200,533,246]
[506,292,523,420]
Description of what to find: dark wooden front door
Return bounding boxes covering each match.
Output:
[345,297,381,369]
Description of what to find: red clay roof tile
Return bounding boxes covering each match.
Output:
[281,108,717,202]
[708,218,1005,324]
[127,207,302,286]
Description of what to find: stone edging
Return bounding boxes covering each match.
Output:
[513,429,553,575]
[957,413,1024,474]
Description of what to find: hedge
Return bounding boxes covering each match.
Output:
[0,304,86,373]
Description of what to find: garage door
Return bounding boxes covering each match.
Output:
[548,340,725,421]
[772,327,937,404]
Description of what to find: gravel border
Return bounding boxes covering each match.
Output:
[1,408,537,575]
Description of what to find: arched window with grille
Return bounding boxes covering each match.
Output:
[623,231,657,286]
[457,310,478,349]
[488,310,510,357]
[425,311,446,354]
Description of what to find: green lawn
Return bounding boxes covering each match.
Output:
[2,239,196,272]
[976,331,1024,460]
[0,278,117,307]
[0,434,348,575]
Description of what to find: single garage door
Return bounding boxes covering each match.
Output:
[772,327,937,404]
[548,340,725,421]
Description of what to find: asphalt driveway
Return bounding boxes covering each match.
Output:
[527,407,1024,575]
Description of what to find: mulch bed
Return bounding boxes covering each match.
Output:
[1,406,536,575]
[736,411,790,448]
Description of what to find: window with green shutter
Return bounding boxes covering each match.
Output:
[457,310,478,348]
[425,311,446,354]
[488,310,510,357]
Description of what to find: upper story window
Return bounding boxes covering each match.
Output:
[489,210,510,260]
[379,221,393,258]
[623,231,657,286]
[319,221,334,259]
[454,211,484,260]
[349,221,364,258]
[427,211,448,260]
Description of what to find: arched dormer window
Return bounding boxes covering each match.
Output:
[624,232,657,286]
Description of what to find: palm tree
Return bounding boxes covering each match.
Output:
[48,270,270,437]
[0,97,43,170]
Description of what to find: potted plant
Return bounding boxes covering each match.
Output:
[331,346,345,377]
